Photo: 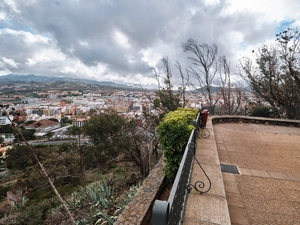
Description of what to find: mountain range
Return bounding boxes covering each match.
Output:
[0,74,250,92]
[0,74,133,89]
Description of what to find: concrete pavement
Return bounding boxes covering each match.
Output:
[215,122,300,225]
[184,117,231,225]
[184,117,300,225]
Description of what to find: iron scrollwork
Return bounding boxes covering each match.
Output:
[187,142,212,194]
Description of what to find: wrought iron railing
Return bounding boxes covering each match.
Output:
[152,112,211,225]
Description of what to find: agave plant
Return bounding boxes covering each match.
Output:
[71,180,140,224]
[86,181,113,209]
[94,211,117,225]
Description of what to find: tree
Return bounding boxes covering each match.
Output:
[67,125,83,137]
[21,129,36,140]
[153,97,161,108]
[13,128,36,143]
[240,28,300,119]
[45,131,54,140]
[0,124,14,133]
[82,111,127,147]
[153,57,181,112]
[138,99,161,177]
[61,117,72,125]
[89,108,97,115]
[217,56,244,115]
[182,39,220,114]
[82,111,144,176]
[175,61,189,108]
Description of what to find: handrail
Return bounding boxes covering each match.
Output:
[152,112,211,225]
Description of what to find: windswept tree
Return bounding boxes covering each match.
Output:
[175,61,189,108]
[217,56,244,115]
[240,28,300,119]
[152,57,181,112]
[182,39,220,114]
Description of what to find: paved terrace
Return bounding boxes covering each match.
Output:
[183,117,300,225]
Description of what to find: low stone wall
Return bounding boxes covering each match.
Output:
[212,115,300,127]
[115,158,165,225]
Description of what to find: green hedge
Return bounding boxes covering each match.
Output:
[156,108,198,181]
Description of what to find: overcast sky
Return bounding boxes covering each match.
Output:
[1,0,300,89]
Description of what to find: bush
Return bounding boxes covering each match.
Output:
[250,105,279,118]
[156,108,198,181]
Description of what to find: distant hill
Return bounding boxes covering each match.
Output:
[195,85,252,93]
[195,86,220,93]
[0,74,132,89]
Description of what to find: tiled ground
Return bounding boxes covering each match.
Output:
[214,123,300,225]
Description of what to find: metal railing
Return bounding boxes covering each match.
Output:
[152,112,211,225]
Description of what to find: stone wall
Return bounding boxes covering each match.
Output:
[114,158,165,225]
[212,115,300,127]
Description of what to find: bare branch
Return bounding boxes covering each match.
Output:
[4,112,76,224]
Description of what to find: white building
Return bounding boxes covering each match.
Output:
[0,115,14,125]
[0,133,15,143]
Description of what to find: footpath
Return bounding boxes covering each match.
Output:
[183,117,231,224]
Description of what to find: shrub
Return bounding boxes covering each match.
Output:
[250,105,279,118]
[156,108,198,181]
[71,180,140,224]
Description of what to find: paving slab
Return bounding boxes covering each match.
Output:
[238,167,251,176]
[225,192,244,208]
[228,205,250,225]
[184,194,230,225]
[286,172,300,181]
[267,171,289,180]
[222,172,237,182]
[223,180,240,194]
[249,169,270,178]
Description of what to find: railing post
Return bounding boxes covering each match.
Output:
[152,200,169,225]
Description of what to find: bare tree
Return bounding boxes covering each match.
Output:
[175,61,189,108]
[182,39,220,114]
[152,67,162,91]
[154,57,180,112]
[218,56,244,115]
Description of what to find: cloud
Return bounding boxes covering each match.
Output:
[2,56,18,68]
[0,0,300,88]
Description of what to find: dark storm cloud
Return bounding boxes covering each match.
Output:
[12,0,181,76]
[2,0,202,79]
[1,0,300,86]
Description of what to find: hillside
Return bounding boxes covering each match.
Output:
[0,74,132,89]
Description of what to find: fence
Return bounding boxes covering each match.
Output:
[152,112,211,225]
